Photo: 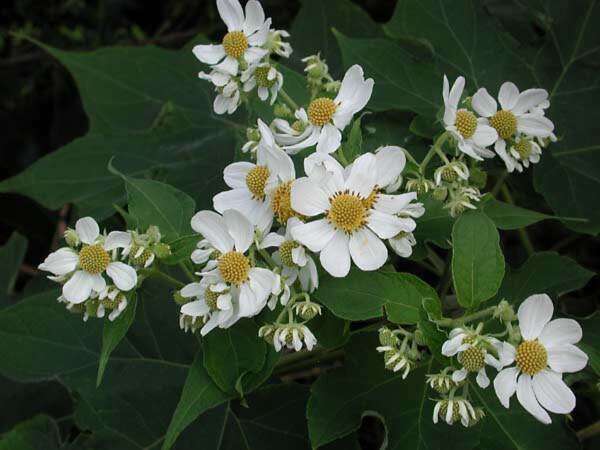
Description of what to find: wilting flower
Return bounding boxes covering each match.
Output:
[259,323,317,352]
[433,398,478,427]
[242,62,283,104]
[499,136,543,173]
[434,160,470,186]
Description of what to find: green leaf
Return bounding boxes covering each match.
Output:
[579,313,600,375]
[481,196,552,230]
[344,116,363,161]
[335,31,441,117]
[452,211,505,308]
[0,232,28,306]
[313,269,434,323]
[160,234,201,266]
[496,251,594,304]
[161,351,232,450]
[202,319,267,395]
[418,298,449,365]
[0,415,60,450]
[307,333,477,449]
[290,0,382,75]
[96,293,138,386]
[413,194,454,250]
[309,309,350,349]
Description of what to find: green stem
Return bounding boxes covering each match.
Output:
[274,348,345,376]
[279,88,299,110]
[500,184,535,255]
[403,149,419,166]
[150,268,185,288]
[420,131,450,173]
[491,171,508,197]
[426,246,445,276]
[178,262,195,282]
[435,306,497,328]
[577,420,600,441]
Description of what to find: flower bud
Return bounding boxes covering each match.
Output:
[153,243,172,259]
[274,103,293,119]
[432,187,448,201]
[64,228,80,248]
[293,301,322,320]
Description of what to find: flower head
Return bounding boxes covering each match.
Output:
[260,323,317,352]
[433,397,478,427]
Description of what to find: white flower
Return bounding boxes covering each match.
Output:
[38,217,137,304]
[433,398,478,427]
[193,0,270,79]
[213,119,295,231]
[272,64,373,154]
[434,160,470,186]
[191,239,217,266]
[389,231,417,258]
[270,324,317,352]
[266,29,292,57]
[205,78,242,115]
[471,81,554,161]
[241,63,283,104]
[290,149,417,277]
[498,136,543,173]
[442,75,498,160]
[493,294,588,424]
[190,209,279,319]
[442,327,503,389]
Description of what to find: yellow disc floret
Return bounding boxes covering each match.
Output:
[79,244,110,274]
[489,110,517,139]
[254,66,276,88]
[279,240,300,267]
[362,188,380,210]
[307,97,337,126]
[204,287,220,311]
[458,346,485,372]
[515,340,547,375]
[514,139,532,159]
[439,400,461,422]
[222,31,248,59]
[246,165,270,199]
[327,192,367,233]
[218,251,251,285]
[271,181,301,224]
[454,109,478,139]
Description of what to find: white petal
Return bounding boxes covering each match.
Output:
[106,262,137,291]
[547,344,588,373]
[374,192,417,215]
[374,146,406,188]
[249,267,277,303]
[494,366,519,408]
[498,81,520,110]
[260,232,285,249]
[222,209,254,253]
[190,210,234,254]
[63,270,94,304]
[242,0,265,35]
[247,17,270,46]
[181,282,203,298]
[238,282,258,317]
[471,88,497,117]
[290,178,329,216]
[200,314,222,335]
[517,114,554,137]
[518,294,554,340]
[316,123,342,154]
[334,64,374,120]
[243,47,268,64]
[192,44,226,64]
[76,217,100,244]
[471,124,498,147]
[213,189,272,233]
[512,89,548,115]
[442,333,465,356]
[223,161,254,188]
[367,210,406,239]
[217,0,244,31]
[539,318,583,348]
[217,293,232,310]
[345,153,377,198]
[104,231,131,251]
[320,230,350,277]
[447,76,465,109]
[516,374,552,424]
[38,248,78,276]
[452,368,468,382]
[181,300,210,317]
[476,368,490,388]
[291,219,336,252]
[532,370,576,414]
[91,273,106,293]
[349,228,387,271]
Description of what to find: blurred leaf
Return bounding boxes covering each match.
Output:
[413,194,454,250]
[309,309,350,349]
[0,232,27,306]
[418,298,449,365]
[481,196,553,230]
[579,313,600,375]
[344,116,363,161]
[452,211,505,308]
[0,415,60,450]
[160,234,201,266]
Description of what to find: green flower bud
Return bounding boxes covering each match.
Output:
[153,243,171,259]
[64,228,80,248]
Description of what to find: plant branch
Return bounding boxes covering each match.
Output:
[435,306,497,328]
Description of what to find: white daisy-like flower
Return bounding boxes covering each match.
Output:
[241,63,283,104]
[433,397,478,427]
[272,64,374,154]
[442,327,503,389]
[493,294,588,424]
[204,78,242,115]
[191,209,279,319]
[193,0,270,79]
[38,217,137,304]
[269,324,317,352]
[498,135,543,173]
[213,119,295,231]
[290,149,417,277]
[266,28,292,57]
[442,75,498,160]
[434,160,470,186]
[471,81,554,161]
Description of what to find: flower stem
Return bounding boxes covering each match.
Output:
[279,88,299,111]
[435,306,497,328]
[420,131,450,173]
[178,262,195,282]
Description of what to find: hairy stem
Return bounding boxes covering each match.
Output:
[420,131,450,173]
[435,306,497,328]
[279,87,299,111]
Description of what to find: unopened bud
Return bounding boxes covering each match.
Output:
[432,187,448,201]
[64,228,80,248]
[274,103,293,119]
[153,243,171,259]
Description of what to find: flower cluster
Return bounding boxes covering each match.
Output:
[376,326,422,379]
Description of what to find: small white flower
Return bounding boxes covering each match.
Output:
[498,136,543,173]
[241,63,283,105]
[266,28,292,57]
[471,81,554,161]
[493,294,588,424]
[290,149,417,277]
[213,119,295,231]
[442,75,498,160]
[433,398,478,427]
[389,231,417,258]
[38,217,137,304]
[206,78,242,115]
[434,160,470,186]
[191,209,279,320]
[191,239,218,266]
[272,64,374,154]
[269,323,317,352]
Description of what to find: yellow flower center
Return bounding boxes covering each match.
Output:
[279,240,300,267]
[271,181,302,224]
[291,120,306,132]
[327,192,367,233]
[439,401,461,422]
[489,109,517,139]
[246,165,270,200]
[514,139,532,159]
[204,287,220,311]
[362,188,380,210]
[128,243,153,266]
[515,340,547,375]
[458,346,485,372]
[79,244,110,274]
[254,66,276,88]
[222,31,248,59]
[218,251,250,285]
[307,97,337,126]
[454,109,478,139]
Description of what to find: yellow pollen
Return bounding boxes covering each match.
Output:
[79,244,110,274]
[307,97,337,126]
[327,192,367,233]
[279,240,300,267]
[271,181,302,224]
[458,346,485,372]
[515,139,532,159]
[204,287,220,311]
[218,251,250,285]
[246,165,270,199]
[128,243,153,266]
[454,109,478,139]
[222,31,248,59]
[291,120,305,132]
[254,66,276,88]
[515,340,547,375]
[441,166,458,182]
[489,109,517,139]
[362,188,380,210]
[439,401,461,422]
